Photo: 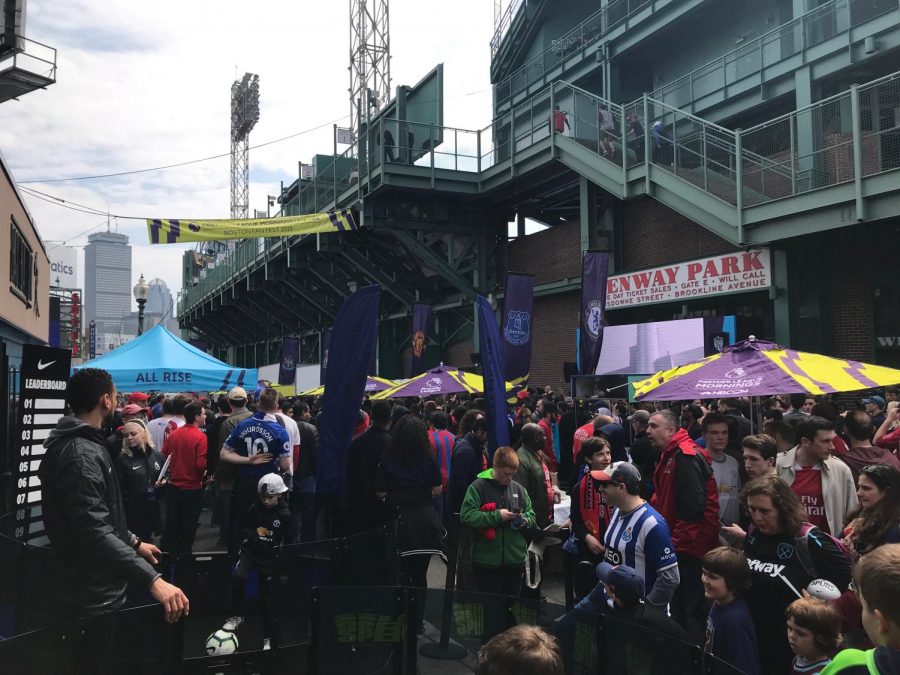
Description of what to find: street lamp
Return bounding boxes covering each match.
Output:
[133,274,150,336]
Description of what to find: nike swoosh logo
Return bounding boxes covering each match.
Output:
[132,466,140,470]
[37,360,57,370]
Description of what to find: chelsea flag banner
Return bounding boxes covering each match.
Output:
[146,210,357,244]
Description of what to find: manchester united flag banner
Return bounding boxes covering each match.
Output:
[146,210,357,244]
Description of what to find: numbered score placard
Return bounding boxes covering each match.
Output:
[13,345,71,543]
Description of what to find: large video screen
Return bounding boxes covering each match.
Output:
[595,316,736,376]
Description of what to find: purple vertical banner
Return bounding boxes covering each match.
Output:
[477,295,511,459]
[579,251,610,375]
[500,273,534,388]
[88,320,96,359]
[319,328,332,385]
[278,336,300,385]
[49,296,61,348]
[317,285,382,498]
[409,302,432,377]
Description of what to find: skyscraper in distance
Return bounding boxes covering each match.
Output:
[84,231,132,354]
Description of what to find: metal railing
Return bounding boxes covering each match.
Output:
[0,33,57,82]
[651,0,899,109]
[180,72,900,314]
[490,0,526,55]
[494,0,659,105]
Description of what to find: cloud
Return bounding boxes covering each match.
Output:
[1,0,494,318]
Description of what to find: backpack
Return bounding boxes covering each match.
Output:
[747,522,853,580]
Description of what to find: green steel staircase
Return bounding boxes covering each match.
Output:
[543,74,900,245]
[189,71,900,315]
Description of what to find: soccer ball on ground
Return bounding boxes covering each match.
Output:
[205,629,239,656]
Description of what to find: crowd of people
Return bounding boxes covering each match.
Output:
[34,368,900,673]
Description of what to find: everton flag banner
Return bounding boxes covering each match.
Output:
[146,210,357,244]
[477,295,511,458]
[409,303,432,377]
[500,273,534,389]
[278,337,300,385]
[579,251,610,375]
[316,285,381,497]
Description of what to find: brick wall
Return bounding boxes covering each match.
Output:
[508,220,581,284]
[444,340,475,371]
[829,252,874,362]
[529,292,580,392]
[622,198,736,271]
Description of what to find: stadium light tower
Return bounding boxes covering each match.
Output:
[230,72,260,220]
[349,0,390,141]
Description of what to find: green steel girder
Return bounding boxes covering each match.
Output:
[223,301,275,341]
[259,282,318,328]
[199,311,256,345]
[304,265,351,304]
[250,289,319,332]
[280,276,338,323]
[390,229,478,300]
[339,247,417,308]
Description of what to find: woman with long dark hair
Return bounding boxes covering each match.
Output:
[740,475,853,673]
[842,464,900,559]
[376,414,442,630]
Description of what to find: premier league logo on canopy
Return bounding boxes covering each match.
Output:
[503,310,531,346]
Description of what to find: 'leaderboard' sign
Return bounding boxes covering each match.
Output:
[12,345,71,544]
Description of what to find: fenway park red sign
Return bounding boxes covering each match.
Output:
[606,249,772,309]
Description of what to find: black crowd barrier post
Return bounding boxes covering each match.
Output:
[418,513,466,660]
[404,587,417,675]
[167,613,186,675]
[307,587,321,673]
[562,527,575,610]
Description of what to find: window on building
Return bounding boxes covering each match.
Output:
[9,218,34,305]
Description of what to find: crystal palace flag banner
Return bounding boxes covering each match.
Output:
[146,210,357,244]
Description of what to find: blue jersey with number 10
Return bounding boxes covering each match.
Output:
[224,411,291,477]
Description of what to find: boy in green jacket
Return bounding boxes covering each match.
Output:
[460,446,536,597]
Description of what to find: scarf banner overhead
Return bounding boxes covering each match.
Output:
[579,251,610,375]
[500,272,535,389]
[409,303,432,377]
[146,210,357,244]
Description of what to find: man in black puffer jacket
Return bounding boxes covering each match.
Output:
[37,369,189,673]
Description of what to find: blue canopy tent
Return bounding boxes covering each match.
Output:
[73,324,256,393]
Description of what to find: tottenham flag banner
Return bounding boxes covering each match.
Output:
[147,210,357,244]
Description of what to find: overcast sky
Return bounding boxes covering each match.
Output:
[1,0,495,310]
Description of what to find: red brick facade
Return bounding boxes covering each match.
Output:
[829,252,874,362]
[508,219,581,283]
[621,198,736,271]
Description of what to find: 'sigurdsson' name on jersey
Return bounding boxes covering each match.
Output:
[237,425,277,442]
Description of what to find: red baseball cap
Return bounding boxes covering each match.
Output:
[128,392,149,405]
